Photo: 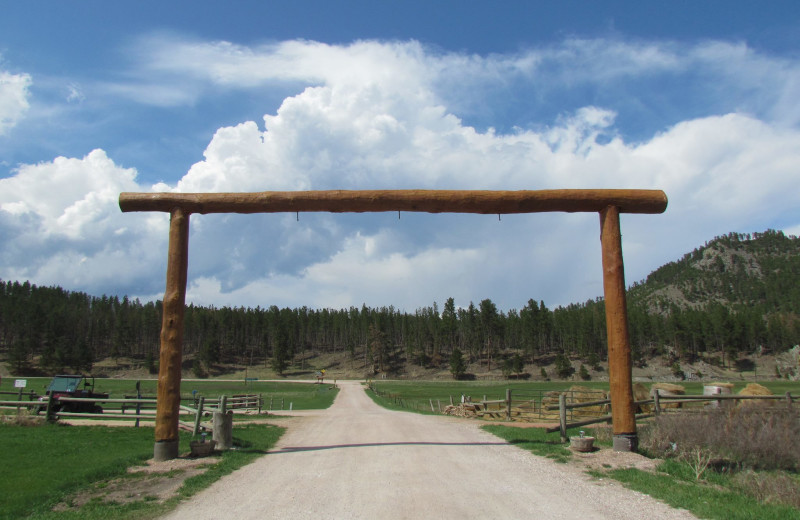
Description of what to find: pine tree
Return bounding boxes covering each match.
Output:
[449,348,466,380]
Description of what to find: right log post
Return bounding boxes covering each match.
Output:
[600,206,638,452]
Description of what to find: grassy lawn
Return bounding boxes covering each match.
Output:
[481,424,580,463]
[367,379,800,413]
[1,378,338,411]
[367,380,607,413]
[604,463,800,519]
[0,421,284,520]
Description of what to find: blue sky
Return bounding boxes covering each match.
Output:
[1,1,799,312]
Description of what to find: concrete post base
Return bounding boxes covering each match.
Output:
[153,439,179,461]
[612,434,638,452]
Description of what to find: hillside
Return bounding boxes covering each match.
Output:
[1,230,799,381]
[628,230,800,314]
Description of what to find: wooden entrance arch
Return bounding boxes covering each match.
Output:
[119,189,667,460]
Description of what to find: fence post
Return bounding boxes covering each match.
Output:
[449,395,454,406]
[653,391,661,416]
[45,393,57,423]
[430,399,435,412]
[786,392,793,410]
[559,393,567,443]
[193,396,205,436]
[506,389,512,420]
[220,395,228,414]
[135,381,142,428]
[258,393,263,414]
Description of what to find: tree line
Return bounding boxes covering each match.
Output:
[3,229,799,377]
[1,276,797,378]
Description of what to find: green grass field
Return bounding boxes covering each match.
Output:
[368,379,800,410]
[0,377,339,411]
[0,421,284,520]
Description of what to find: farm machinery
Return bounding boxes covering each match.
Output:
[37,374,108,414]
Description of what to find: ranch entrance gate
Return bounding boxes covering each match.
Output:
[119,188,668,460]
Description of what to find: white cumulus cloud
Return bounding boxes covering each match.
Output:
[2,37,799,311]
[0,69,32,134]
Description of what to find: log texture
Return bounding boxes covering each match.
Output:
[600,206,637,441]
[120,189,667,215]
[155,208,190,445]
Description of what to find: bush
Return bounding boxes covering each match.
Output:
[640,406,800,472]
[554,352,574,379]
[192,360,209,379]
[733,470,800,509]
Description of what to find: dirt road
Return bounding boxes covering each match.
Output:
[164,381,695,519]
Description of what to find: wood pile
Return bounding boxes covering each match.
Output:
[442,403,482,418]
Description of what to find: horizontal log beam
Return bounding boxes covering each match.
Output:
[119,189,667,215]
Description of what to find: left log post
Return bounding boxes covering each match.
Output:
[154,208,190,461]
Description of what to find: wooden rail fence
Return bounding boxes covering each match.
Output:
[544,391,797,442]
[0,392,266,435]
[369,383,796,444]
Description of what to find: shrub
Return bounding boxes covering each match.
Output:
[192,360,209,379]
[554,352,574,379]
[733,470,800,509]
[640,406,800,472]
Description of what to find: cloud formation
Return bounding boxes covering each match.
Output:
[1,37,799,311]
[0,68,32,134]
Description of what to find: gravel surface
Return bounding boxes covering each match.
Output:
[163,381,696,520]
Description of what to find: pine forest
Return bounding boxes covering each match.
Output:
[1,230,798,378]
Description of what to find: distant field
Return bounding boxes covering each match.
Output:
[369,379,800,413]
[0,377,339,411]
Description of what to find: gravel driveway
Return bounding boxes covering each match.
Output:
[163,380,695,519]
